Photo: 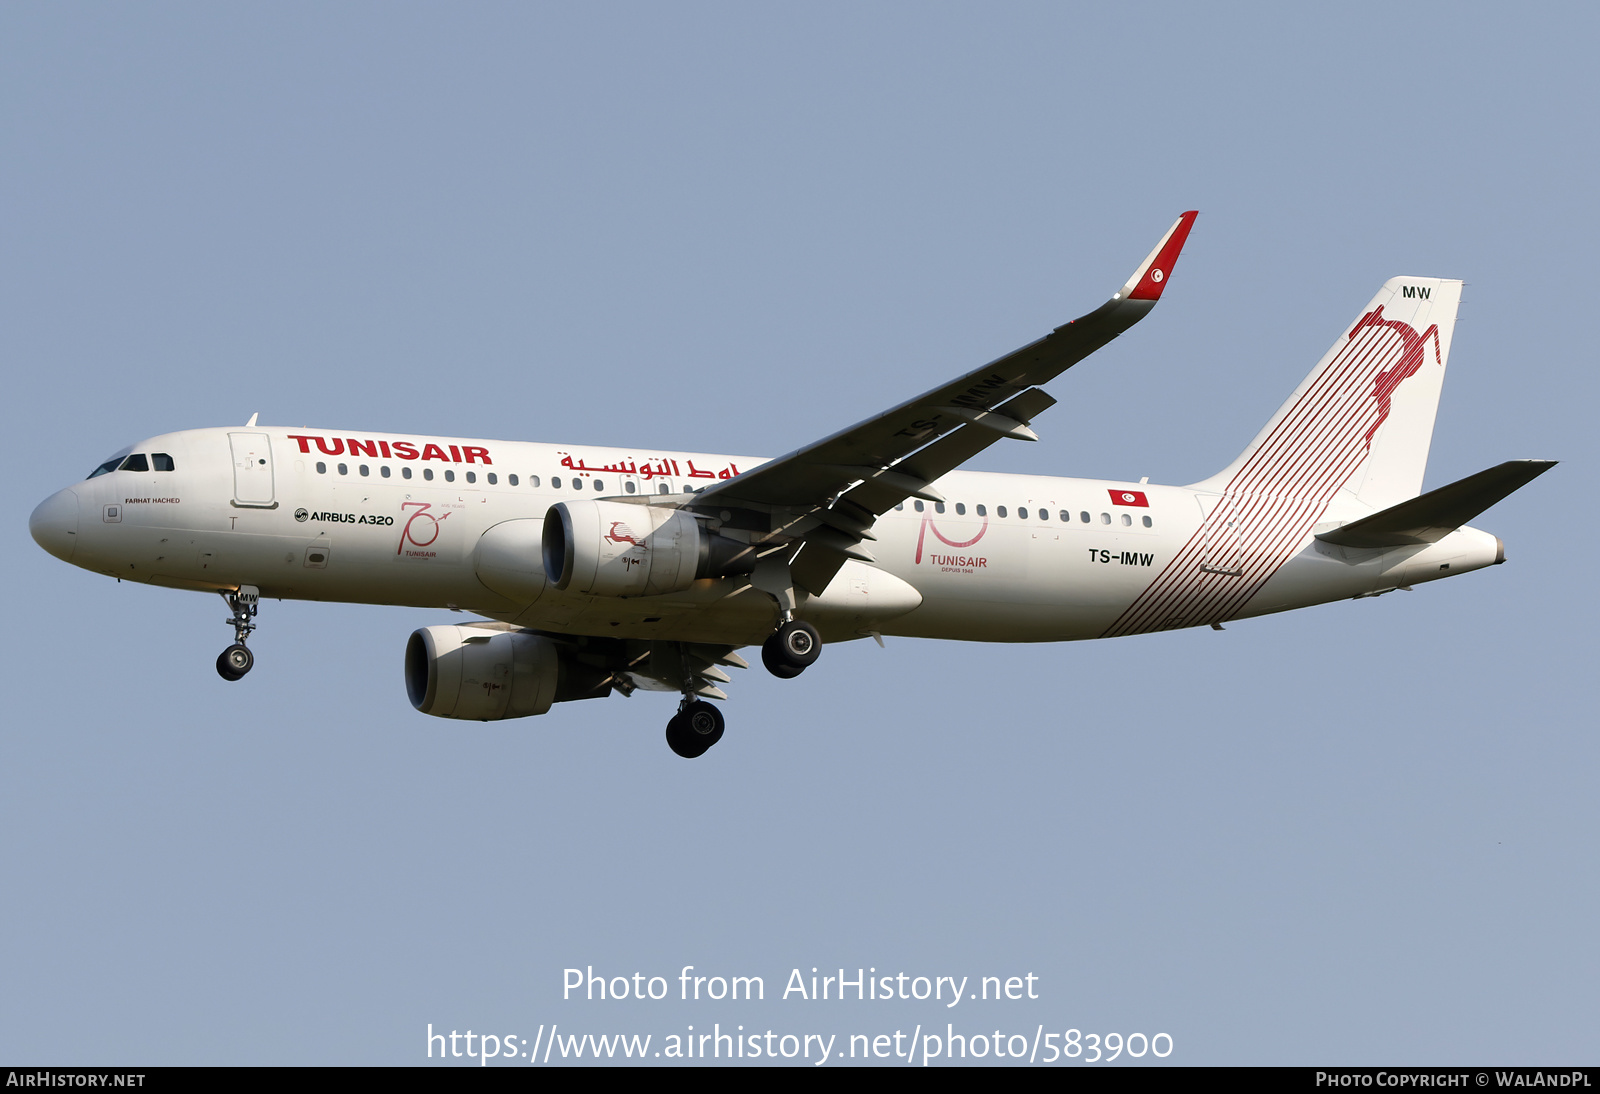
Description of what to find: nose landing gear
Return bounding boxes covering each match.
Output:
[216,585,259,681]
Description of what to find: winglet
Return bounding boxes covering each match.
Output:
[1118,210,1198,301]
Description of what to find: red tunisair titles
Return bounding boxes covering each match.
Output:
[287,435,493,464]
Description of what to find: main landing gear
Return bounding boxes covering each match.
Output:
[749,556,822,680]
[664,617,821,757]
[665,699,725,759]
[761,619,821,679]
[216,585,259,682]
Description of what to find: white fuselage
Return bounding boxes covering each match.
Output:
[34,426,1503,648]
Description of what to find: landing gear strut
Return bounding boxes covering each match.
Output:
[762,619,821,679]
[750,555,822,680]
[665,698,725,759]
[216,585,259,682]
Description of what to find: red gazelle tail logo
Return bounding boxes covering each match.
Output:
[1349,305,1441,449]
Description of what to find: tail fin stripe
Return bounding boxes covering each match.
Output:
[1233,324,1405,491]
[1250,318,1421,479]
[1105,374,1414,633]
[1217,349,1394,522]
[1229,325,1414,503]
[1227,325,1387,479]
[1113,492,1326,633]
[1101,281,1461,637]
[1114,335,1406,636]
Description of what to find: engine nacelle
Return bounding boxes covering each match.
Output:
[405,624,610,720]
[542,499,711,597]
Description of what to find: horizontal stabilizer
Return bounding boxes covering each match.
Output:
[1315,460,1556,548]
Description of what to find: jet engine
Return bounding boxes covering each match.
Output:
[542,499,744,597]
[405,624,611,721]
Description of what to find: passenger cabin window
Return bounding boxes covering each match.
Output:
[444,470,455,482]
[1060,510,1070,522]
[381,466,391,478]
[624,481,636,493]
[659,483,670,494]
[552,476,562,489]
[997,506,1008,518]
[487,473,497,485]
[529,475,540,488]
[152,453,175,471]
[402,467,412,480]
[120,454,149,472]
[1121,513,1132,526]
[465,471,476,483]
[955,503,965,515]
[1039,508,1048,521]
[593,479,604,491]
[1142,515,1153,528]
[1018,507,1028,520]
[1080,512,1091,523]
[337,463,348,475]
[423,468,434,481]
[359,464,370,477]
[934,502,945,514]
[316,462,327,474]
[1100,513,1111,524]
[508,474,518,486]
[976,504,987,516]
[914,500,925,512]
[572,478,582,490]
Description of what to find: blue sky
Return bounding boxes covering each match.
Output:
[3,3,1595,1065]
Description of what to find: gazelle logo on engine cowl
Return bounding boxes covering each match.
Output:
[603,521,644,548]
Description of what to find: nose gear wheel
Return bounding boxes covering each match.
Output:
[216,586,260,681]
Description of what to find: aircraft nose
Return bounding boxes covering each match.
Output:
[30,487,80,563]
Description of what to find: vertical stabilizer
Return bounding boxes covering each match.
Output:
[1197,278,1461,509]
[1104,278,1462,637]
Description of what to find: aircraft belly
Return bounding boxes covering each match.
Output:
[502,581,776,645]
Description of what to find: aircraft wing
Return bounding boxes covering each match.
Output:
[688,211,1198,594]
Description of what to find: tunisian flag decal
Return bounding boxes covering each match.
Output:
[1109,489,1149,507]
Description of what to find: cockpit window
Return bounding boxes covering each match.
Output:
[152,453,175,471]
[119,454,150,472]
[86,446,135,479]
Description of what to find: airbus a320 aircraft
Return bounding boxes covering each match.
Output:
[30,213,1554,757]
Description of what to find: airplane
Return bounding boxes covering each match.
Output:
[29,212,1555,758]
